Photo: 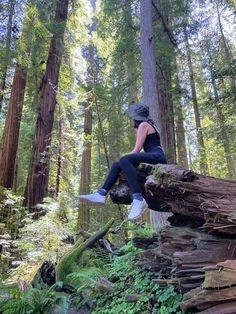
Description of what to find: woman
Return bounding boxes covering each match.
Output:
[79,103,167,220]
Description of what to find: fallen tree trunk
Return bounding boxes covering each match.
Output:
[110,164,236,234]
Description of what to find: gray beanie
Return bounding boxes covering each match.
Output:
[127,103,149,121]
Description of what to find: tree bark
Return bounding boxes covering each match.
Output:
[183,25,209,175]
[140,0,169,228]
[24,0,69,211]
[174,74,189,168]
[209,63,235,178]
[154,0,176,163]
[77,93,92,231]
[0,0,15,108]
[0,64,27,188]
[55,106,64,197]
[140,0,160,128]
[132,226,236,312]
[204,38,235,178]
[215,104,235,178]
[77,0,97,231]
[217,2,236,90]
[110,163,236,234]
[125,0,138,104]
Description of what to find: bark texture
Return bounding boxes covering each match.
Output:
[24,0,69,211]
[206,39,235,178]
[173,73,189,168]
[184,25,209,175]
[0,64,27,188]
[154,0,176,163]
[78,0,96,230]
[55,109,64,197]
[110,163,236,234]
[125,0,138,104]
[0,0,15,108]
[140,0,160,128]
[140,0,169,228]
[217,3,236,90]
[132,227,236,313]
[77,100,92,231]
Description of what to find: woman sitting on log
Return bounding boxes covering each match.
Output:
[79,103,167,220]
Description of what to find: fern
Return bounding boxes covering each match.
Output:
[0,286,70,314]
[67,266,106,288]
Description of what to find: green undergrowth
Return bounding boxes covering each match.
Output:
[76,241,186,314]
[0,283,70,314]
[0,241,186,314]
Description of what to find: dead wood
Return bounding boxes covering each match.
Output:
[132,226,236,312]
[110,163,236,234]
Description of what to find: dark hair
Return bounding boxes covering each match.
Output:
[133,118,155,128]
[133,119,143,128]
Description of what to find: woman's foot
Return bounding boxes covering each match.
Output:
[128,199,148,220]
[79,192,106,206]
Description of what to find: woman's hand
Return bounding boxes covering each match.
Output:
[131,122,148,154]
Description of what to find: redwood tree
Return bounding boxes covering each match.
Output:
[0,0,15,108]
[140,0,169,228]
[0,64,27,188]
[24,0,70,211]
[153,0,176,163]
[205,40,235,178]
[183,24,209,175]
[174,73,189,169]
[140,0,160,128]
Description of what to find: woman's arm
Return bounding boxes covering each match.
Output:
[131,122,148,154]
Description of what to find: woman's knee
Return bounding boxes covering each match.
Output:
[111,161,121,171]
[119,155,130,165]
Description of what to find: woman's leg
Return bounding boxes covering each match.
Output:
[120,151,166,219]
[79,161,122,204]
[119,151,166,194]
[100,161,122,192]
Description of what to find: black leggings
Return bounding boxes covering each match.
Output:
[101,148,167,194]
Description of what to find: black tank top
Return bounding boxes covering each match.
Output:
[143,122,161,152]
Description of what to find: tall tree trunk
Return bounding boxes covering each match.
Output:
[55,106,64,197]
[154,0,176,163]
[174,74,189,168]
[0,0,15,108]
[123,0,138,149]
[94,91,110,169]
[206,42,235,177]
[77,0,96,231]
[13,157,18,192]
[140,0,168,228]
[140,0,161,128]
[0,64,27,188]
[77,85,92,231]
[125,0,138,104]
[77,114,92,231]
[127,57,138,104]
[215,103,235,178]
[183,25,209,175]
[24,0,69,212]
[217,2,236,90]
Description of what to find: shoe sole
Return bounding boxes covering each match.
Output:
[128,203,148,221]
[78,196,105,207]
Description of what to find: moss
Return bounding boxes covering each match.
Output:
[56,219,114,284]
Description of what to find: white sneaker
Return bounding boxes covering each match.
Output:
[78,192,106,206]
[128,199,148,220]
